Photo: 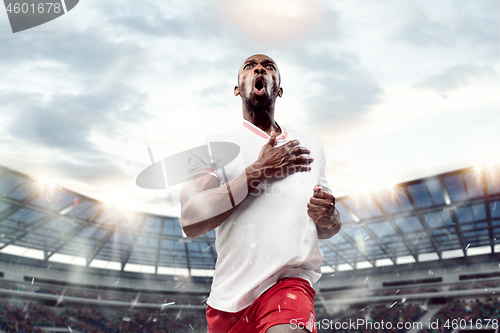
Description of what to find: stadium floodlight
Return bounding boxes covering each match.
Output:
[35,177,51,192]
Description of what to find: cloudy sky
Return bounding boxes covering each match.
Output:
[0,0,498,216]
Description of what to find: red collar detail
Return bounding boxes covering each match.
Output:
[242,120,288,140]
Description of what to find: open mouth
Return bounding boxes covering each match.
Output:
[254,76,265,96]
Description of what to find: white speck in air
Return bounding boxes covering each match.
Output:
[250,240,260,249]
[390,301,397,308]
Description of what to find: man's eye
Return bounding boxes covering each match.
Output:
[266,65,275,70]
[244,64,253,69]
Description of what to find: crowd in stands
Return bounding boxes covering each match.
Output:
[450,280,500,291]
[420,298,500,333]
[0,301,207,333]
[1,295,500,332]
[317,302,426,333]
[3,278,500,333]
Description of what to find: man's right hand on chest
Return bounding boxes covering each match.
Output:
[251,132,314,180]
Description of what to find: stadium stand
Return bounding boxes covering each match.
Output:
[1,163,499,332]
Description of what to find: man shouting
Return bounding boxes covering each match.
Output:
[180,54,342,333]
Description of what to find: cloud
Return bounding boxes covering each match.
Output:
[0,29,146,81]
[287,49,383,126]
[0,23,153,184]
[4,84,147,147]
[308,74,382,120]
[100,0,224,40]
[216,0,341,46]
[414,63,496,93]
[1,83,148,183]
[55,154,129,184]
[110,4,189,37]
[395,1,499,50]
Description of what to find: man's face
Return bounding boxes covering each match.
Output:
[235,54,283,110]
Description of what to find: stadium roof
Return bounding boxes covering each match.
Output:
[0,164,499,277]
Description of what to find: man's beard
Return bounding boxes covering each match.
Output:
[241,84,279,114]
[242,94,274,114]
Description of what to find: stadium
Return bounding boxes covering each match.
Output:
[1,0,498,332]
[1,162,499,333]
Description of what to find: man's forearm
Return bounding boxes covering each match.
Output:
[181,163,263,238]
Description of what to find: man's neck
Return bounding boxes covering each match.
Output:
[242,108,281,137]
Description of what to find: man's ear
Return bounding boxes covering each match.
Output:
[278,87,283,98]
[234,85,240,96]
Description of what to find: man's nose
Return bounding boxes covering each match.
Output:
[254,65,266,75]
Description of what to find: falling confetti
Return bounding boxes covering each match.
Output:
[161,302,175,308]
[414,234,420,245]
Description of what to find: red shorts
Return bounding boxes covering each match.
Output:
[206,277,317,333]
